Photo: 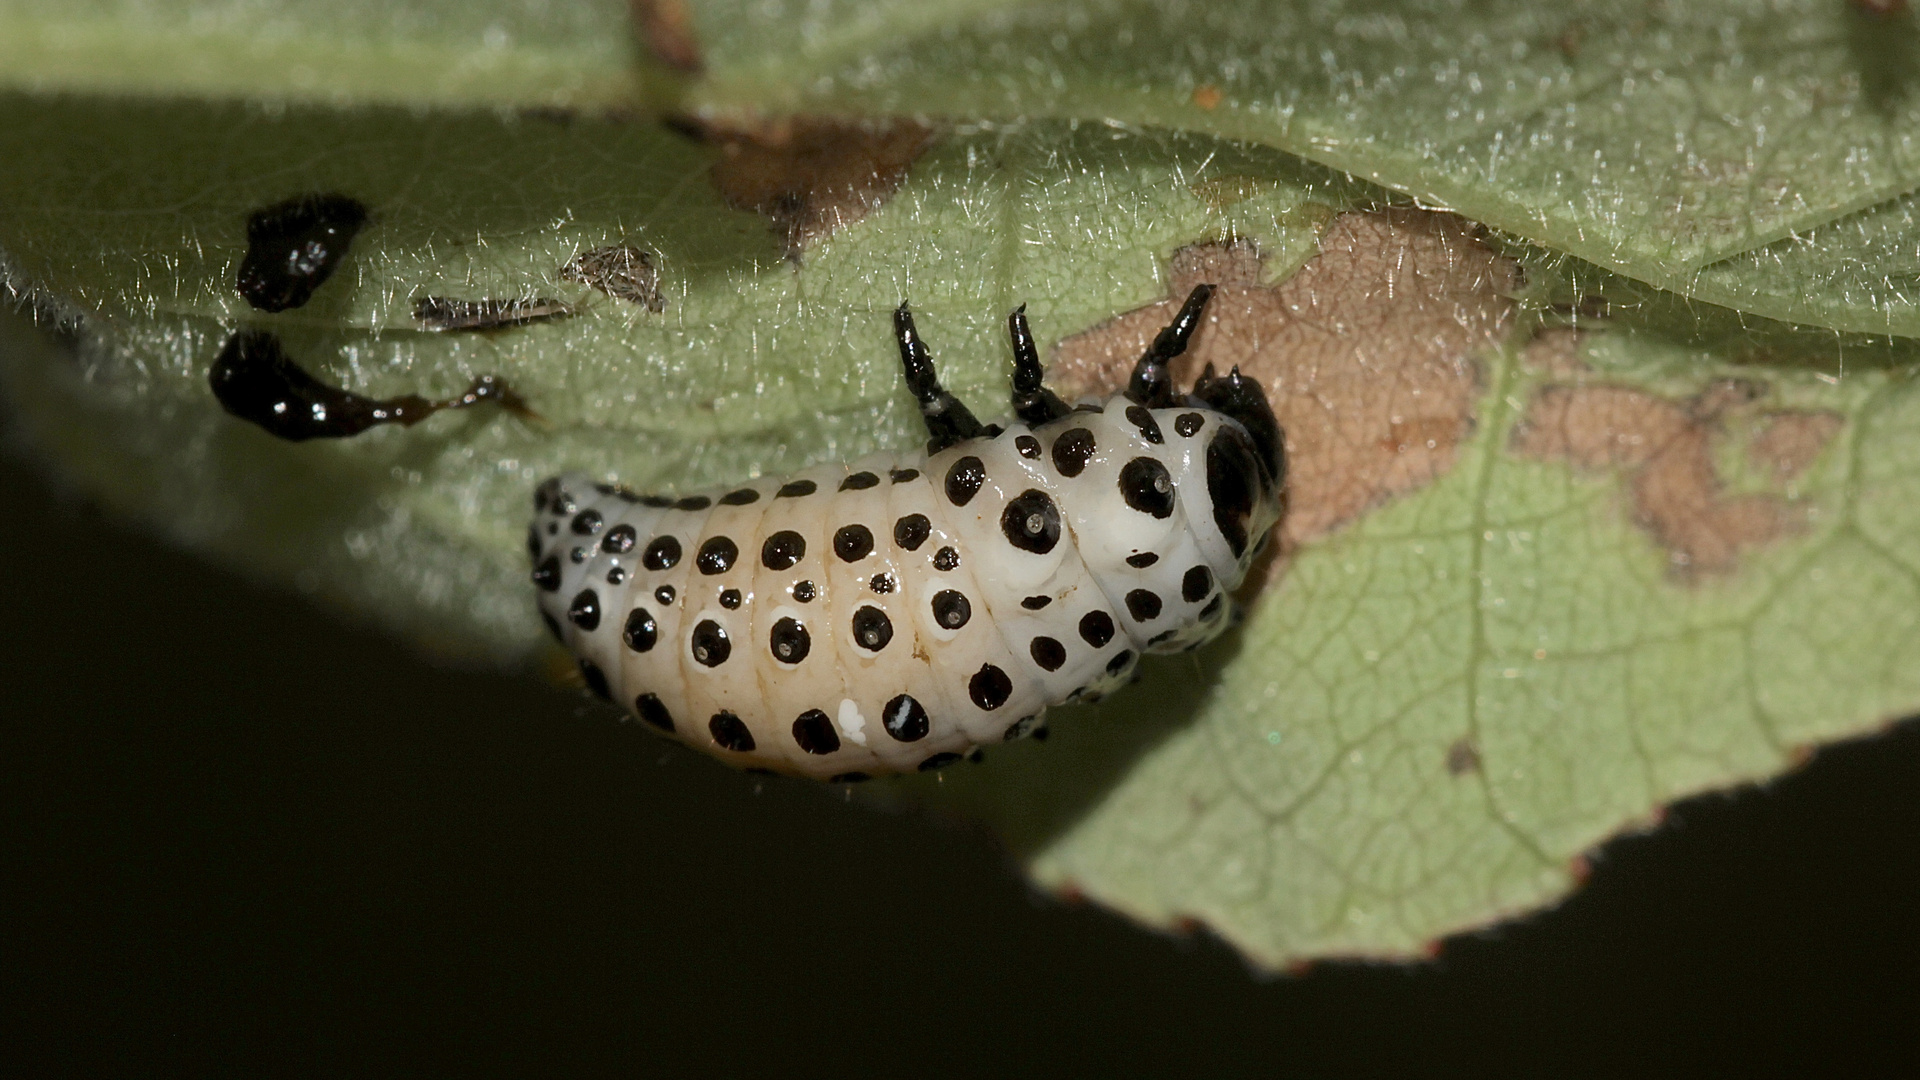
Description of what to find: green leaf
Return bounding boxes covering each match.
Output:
[673,0,1920,334]
[0,0,647,108]
[5,2,1920,971]
[0,95,1359,659]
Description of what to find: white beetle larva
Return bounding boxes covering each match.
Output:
[531,285,1285,780]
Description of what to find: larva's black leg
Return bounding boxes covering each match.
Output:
[1126,283,1216,408]
[895,302,986,453]
[1008,304,1071,426]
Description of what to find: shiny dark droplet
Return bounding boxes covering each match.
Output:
[209,330,527,442]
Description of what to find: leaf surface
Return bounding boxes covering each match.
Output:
[4,2,1919,968]
[671,0,1920,334]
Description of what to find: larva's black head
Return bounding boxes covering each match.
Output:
[1191,364,1283,485]
[1190,364,1286,563]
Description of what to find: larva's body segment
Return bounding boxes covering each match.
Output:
[532,287,1286,780]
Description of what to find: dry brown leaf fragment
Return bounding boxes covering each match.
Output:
[693,117,937,261]
[1051,208,1520,550]
[560,245,665,312]
[1509,380,1824,577]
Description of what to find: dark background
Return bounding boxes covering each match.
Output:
[3,445,1915,1079]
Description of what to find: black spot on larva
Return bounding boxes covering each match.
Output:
[623,608,658,652]
[830,772,872,784]
[567,589,601,630]
[770,617,811,664]
[833,524,874,562]
[639,494,673,508]
[1126,589,1163,622]
[1021,595,1051,610]
[889,468,920,483]
[1200,594,1224,620]
[1015,434,1041,459]
[546,522,559,536]
[552,492,576,516]
[635,693,675,732]
[882,694,929,742]
[944,456,986,506]
[1175,412,1206,438]
[578,659,612,700]
[690,620,731,666]
[760,530,807,571]
[1207,427,1261,558]
[710,712,755,752]
[719,588,742,610]
[1073,402,1104,414]
[655,584,676,605]
[1030,636,1067,672]
[1003,715,1040,741]
[1148,628,1180,646]
[643,536,682,571]
[932,590,971,629]
[1106,650,1135,675]
[535,479,559,510]
[532,555,562,592]
[236,193,368,312]
[932,546,960,572]
[1124,404,1165,444]
[851,606,893,651]
[719,488,760,506]
[606,565,626,586]
[840,471,880,491]
[1051,428,1096,477]
[570,547,588,565]
[777,479,817,498]
[526,525,542,559]
[792,710,839,754]
[1125,551,1158,568]
[893,514,931,551]
[697,536,738,575]
[570,508,603,536]
[1120,457,1176,519]
[541,612,564,641]
[1079,610,1115,647]
[869,574,895,594]
[969,664,1014,711]
[673,495,712,511]
[1000,489,1062,555]
[601,524,636,555]
[793,580,817,603]
[918,753,962,772]
[1183,565,1214,603]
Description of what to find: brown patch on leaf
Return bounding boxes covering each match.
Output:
[630,0,704,72]
[1444,736,1483,776]
[560,245,665,311]
[699,117,937,261]
[1051,208,1520,549]
[1748,410,1844,482]
[1520,326,1592,378]
[1511,379,1808,577]
[1191,84,1223,110]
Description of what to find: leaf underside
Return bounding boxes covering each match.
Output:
[3,0,1919,968]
